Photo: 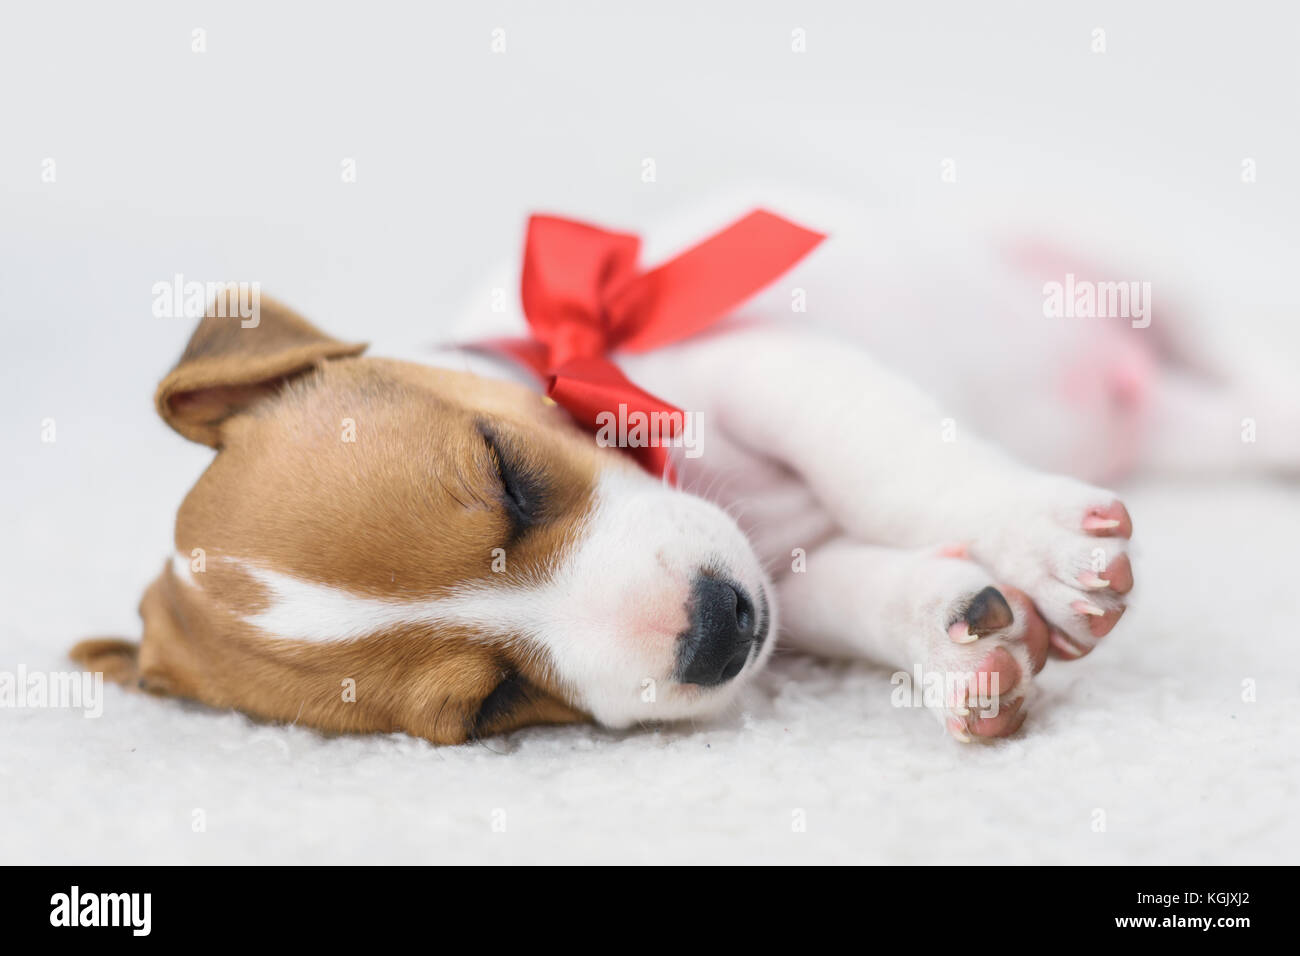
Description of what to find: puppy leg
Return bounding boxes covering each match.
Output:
[628,324,1134,657]
[776,538,1048,740]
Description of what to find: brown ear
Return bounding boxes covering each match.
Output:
[155,290,366,446]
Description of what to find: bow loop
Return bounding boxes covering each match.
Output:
[519,216,642,365]
[479,209,826,481]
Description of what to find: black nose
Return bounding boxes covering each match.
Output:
[677,576,759,686]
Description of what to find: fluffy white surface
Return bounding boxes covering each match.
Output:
[3,477,1297,864]
[3,1,1298,865]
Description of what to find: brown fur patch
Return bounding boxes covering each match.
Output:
[78,298,633,743]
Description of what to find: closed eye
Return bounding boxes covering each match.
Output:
[479,425,547,538]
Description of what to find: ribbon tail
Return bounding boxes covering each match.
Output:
[612,209,826,352]
[548,357,685,481]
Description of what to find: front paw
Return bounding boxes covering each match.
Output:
[898,557,1049,742]
[970,477,1134,659]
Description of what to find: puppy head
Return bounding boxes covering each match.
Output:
[146,293,773,743]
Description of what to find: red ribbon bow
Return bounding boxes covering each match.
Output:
[477,210,825,479]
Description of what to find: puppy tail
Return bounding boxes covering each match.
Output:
[69,637,140,686]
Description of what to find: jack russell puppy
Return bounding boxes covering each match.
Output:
[72,196,1295,745]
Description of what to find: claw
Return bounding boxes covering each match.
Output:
[1049,631,1084,658]
[1082,516,1121,531]
[946,716,972,743]
[1071,599,1106,617]
[1078,572,1110,589]
[947,679,973,716]
[948,620,977,644]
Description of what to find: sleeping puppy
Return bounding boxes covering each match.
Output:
[69,292,1133,745]
[75,207,1184,745]
[71,300,780,741]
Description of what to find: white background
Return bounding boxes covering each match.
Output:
[2,2,1297,863]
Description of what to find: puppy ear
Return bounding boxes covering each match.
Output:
[155,291,366,447]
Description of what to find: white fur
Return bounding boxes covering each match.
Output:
[775,539,1034,730]
[622,324,1130,645]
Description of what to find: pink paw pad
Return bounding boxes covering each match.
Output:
[968,696,1026,738]
[973,646,1022,699]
